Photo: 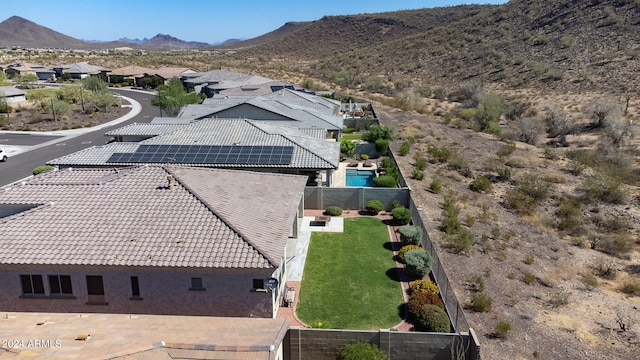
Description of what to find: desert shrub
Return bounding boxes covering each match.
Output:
[408,292,445,315]
[365,199,384,214]
[32,165,55,175]
[596,234,635,259]
[398,225,423,246]
[404,249,433,278]
[448,155,473,178]
[556,198,582,231]
[469,292,493,312]
[441,193,461,234]
[494,321,511,339]
[593,256,619,279]
[548,289,571,308]
[399,140,411,156]
[517,173,554,202]
[374,138,389,155]
[619,279,640,295]
[414,304,451,333]
[337,342,387,360]
[410,279,439,296]
[414,156,428,171]
[427,145,451,163]
[522,272,537,285]
[411,169,425,180]
[469,176,492,192]
[373,175,397,188]
[446,228,474,255]
[581,173,626,204]
[503,190,536,215]
[392,206,412,225]
[430,177,442,193]
[324,206,343,216]
[496,141,516,159]
[398,245,422,263]
[496,164,513,181]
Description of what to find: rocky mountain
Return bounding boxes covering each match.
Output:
[0,16,211,50]
[0,16,89,49]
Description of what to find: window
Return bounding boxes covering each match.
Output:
[130,276,141,299]
[86,275,107,305]
[189,277,205,291]
[253,279,265,289]
[20,275,45,295]
[48,275,73,295]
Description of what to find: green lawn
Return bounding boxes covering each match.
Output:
[297,217,404,329]
[340,133,363,141]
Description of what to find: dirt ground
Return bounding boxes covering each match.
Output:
[373,99,640,360]
[0,99,130,132]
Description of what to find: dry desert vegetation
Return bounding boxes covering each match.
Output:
[373,87,639,359]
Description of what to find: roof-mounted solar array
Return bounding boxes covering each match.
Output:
[106,145,294,165]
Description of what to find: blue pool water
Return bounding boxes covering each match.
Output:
[346,169,375,187]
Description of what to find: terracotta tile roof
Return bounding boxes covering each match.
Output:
[0,166,307,268]
[108,65,156,76]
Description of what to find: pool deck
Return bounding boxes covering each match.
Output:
[332,160,378,187]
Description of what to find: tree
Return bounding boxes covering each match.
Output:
[48,98,71,123]
[13,73,38,87]
[82,76,108,93]
[362,124,394,143]
[152,77,201,116]
[545,107,575,145]
[340,138,356,157]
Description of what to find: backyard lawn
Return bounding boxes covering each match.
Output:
[297,216,404,329]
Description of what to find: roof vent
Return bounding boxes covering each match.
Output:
[167,175,175,191]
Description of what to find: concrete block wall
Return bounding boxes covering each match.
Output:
[285,327,473,360]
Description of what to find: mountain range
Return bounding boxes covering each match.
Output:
[0,16,220,49]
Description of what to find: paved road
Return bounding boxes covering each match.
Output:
[0,89,159,187]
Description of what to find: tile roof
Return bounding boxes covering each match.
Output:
[154,67,195,79]
[0,86,25,97]
[108,65,157,76]
[0,166,307,268]
[180,91,343,130]
[48,118,339,169]
[181,69,274,89]
[105,122,189,136]
[56,62,107,74]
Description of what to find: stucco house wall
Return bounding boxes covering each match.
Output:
[0,264,283,318]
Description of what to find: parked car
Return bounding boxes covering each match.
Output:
[0,147,8,162]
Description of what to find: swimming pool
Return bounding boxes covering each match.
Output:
[346,169,376,187]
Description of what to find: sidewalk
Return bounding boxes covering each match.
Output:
[0,95,141,157]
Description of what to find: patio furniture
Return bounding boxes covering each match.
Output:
[363,159,373,167]
[347,160,358,167]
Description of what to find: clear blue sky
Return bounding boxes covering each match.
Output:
[5,0,507,44]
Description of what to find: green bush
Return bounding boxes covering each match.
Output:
[360,153,369,160]
[398,226,423,246]
[469,292,493,312]
[427,145,451,163]
[414,304,451,333]
[503,190,536,215]
[517,173,554,202]
[430,177,442,193]
[494,321,511,339]
[374,138,389,155]
[365,199,385,214]
[469,176,492,193]
[414,156,428,171]
[324,206,343,216]
[391,206,412,225]
[404,249,433,278]
[581,173,626,204]
[33,165,55,175]
[408,292,445,316]
[399,141,411,156]
[446,228,474,255]
[398,244,422,263]
[497,142,517,159]
[410,279,439,296]
[337,342,387,360]
[362,124,394,143]
[373,175,397,188]
[411,169,425,180]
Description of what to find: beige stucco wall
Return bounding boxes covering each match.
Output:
[0,264,280,318]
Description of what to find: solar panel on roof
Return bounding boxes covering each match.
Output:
[106,145,293,165]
